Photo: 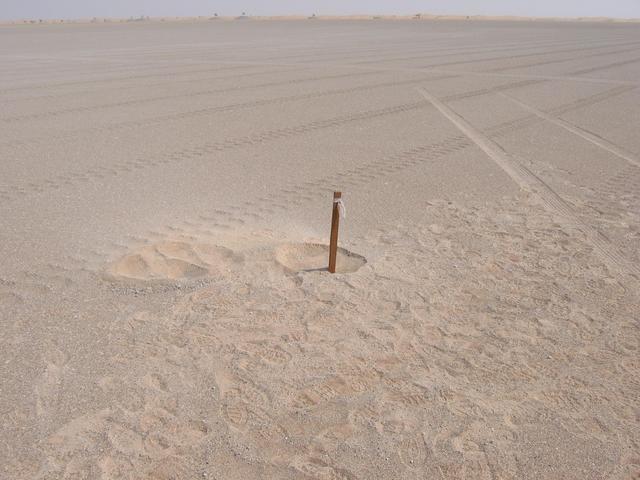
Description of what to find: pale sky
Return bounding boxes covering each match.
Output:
[2,0,640,21]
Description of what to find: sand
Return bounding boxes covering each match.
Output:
[1,19,639,479]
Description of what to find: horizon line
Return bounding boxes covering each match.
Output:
[2,13,640,24]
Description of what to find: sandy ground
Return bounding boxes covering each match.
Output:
[1,20,639,479]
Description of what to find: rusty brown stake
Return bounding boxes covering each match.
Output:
[328,191,341,273]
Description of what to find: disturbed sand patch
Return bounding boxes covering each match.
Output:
[107,241,242,281]
[107,238,368,283]
[275,243,367,273]
[30,197,639,479]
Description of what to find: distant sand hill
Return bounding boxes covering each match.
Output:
[2,14,640,26]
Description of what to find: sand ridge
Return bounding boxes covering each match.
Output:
[107,241,242,281]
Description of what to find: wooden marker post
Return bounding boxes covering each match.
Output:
[328,191,341,273]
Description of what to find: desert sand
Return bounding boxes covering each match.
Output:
[1,19,639,479]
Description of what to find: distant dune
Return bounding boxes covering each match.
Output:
[2,13,640,26]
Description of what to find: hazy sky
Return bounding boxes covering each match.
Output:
[2,1,640,21]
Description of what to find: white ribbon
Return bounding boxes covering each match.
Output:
[334,198,346,219]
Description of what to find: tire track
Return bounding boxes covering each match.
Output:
[6,62,620,152]
[0,79,632,203]
[571,55,640,76]
[1,69,377,123]
[499,92,640,168]
[90,82,633,261]
[3,67,350,123]
[115,135,475,258]
[6,84,635,280]
[578,164,640,265]
[486,44,640,73]
[258,39,475,64]
[484,84,635,140]
[0,57,194,84]
[352,39,623,67]
[417,86,640,278]
[444,78,544,102]
[258,36,578,64]
[0,101,429,202]
[0,72,435,150]
[4,44,467,99]
[425,41,640,70]
[551,85,636,115]
[1,47,306,77]
[0,56,179,77]
[596,165,640,208]
[345,38,598,66]
[1,66,306,103]
[379,41,640,71]
[0,63,265,95]
[446,69,635,104]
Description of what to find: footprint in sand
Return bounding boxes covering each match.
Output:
[290,456,354,480]
[275,243,366,273]
[107,241,242,281]
[34,348,68,418]
[221,390,249,428]
[398,433,429,469]
[141,457,198,480]
[0,290,23,308]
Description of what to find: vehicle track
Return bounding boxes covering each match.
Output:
[376,41,640,70]
[103,133,475,261]
[596,164,640,206]
[353,37,596,65]
[0,101,430,202]
[444,78,544,102]
[499,92,640,168]
[1,66,307,103]
[0,72,437,150]
[0,70,383,123]
[257,36,588,64]
[6,62,628,153]
[418,87,640,278]
[570,55,640,76]
[485,44,640,73]
[447,71,635,104]
[0,80,633,203]
[0,63,264,95]
[346,38,602,66]
[0,56,207,83]
[566,164,640,266]
[5,87,637,285]
[485,85,636,138]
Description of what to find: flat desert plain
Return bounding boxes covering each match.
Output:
[1,19,639,479]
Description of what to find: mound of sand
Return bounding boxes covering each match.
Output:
[108,241,242,281]
[275,243,366,273]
